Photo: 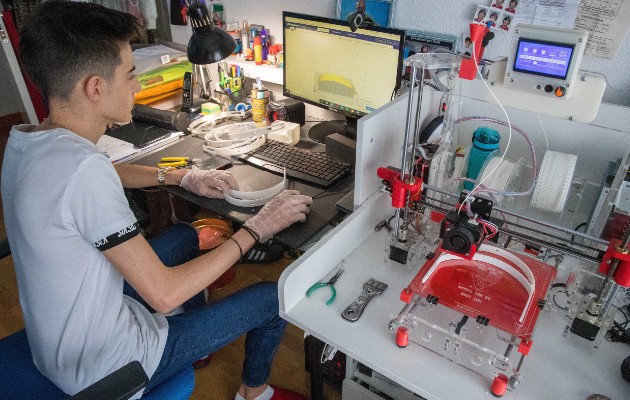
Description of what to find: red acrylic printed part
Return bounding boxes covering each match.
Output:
[599,238,630,287]
[459,24,489,80]
[518,339,532,355]
[408,245,557,338]
[491,374,509,397]
[396,326,409,348]
[430,210,446,223]
[400,287,413,303]
[377,166,422,209]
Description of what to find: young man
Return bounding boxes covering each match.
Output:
[2,1,312,400]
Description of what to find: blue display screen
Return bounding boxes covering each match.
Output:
[513,39,574,79]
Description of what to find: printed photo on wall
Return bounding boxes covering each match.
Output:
[491,0,505,9]
[487,10,501,29]
[505,0,518,14]
[499,14,513,31]
[460,34,473,56]
[336,0,394,28]
[473,6,489,24]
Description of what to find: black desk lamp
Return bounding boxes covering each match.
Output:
[184,0,236,110]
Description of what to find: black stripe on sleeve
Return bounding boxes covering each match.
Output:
[93,222,141,251]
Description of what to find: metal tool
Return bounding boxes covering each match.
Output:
[341,278,388,322]
[306,269,344,305]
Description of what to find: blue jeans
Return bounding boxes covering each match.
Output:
[124,223,287,392]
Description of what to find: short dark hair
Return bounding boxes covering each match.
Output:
[19,0,140,101]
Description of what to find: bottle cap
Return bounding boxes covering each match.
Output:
[254,37,261,45]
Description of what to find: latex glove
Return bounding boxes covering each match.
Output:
[244,190,313,242]
[180,166,239,199]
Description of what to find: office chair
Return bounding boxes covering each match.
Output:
[0,239,195,400]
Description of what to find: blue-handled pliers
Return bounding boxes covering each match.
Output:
[306,269,344,305]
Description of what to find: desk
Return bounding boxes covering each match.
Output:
[279,192,629,400]
[131,122,353,250]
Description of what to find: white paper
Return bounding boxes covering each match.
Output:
[132,44,187,75]
[534,0,581,28]
[96,132,184,164]
[574,0,630,58]
[499,0,580,27]
[96,134,138,162]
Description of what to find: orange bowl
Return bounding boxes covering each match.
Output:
[192,218,232,250]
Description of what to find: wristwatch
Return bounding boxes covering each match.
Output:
[157,166,173,185]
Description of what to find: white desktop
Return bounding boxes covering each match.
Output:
[279,25,630,400]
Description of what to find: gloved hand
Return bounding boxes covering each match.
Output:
[180,166,239,199]
[244,190,313,242]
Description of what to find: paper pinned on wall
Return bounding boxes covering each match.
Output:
[574,0,630,59]
[533,0,581,29]
[481,0,579,31]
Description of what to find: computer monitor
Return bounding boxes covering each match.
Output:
[283,12,405,143]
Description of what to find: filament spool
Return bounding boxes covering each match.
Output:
[530,150,577,213]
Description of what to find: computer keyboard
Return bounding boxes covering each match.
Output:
[239,140,353,188]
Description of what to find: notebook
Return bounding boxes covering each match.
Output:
[106,122,173,148]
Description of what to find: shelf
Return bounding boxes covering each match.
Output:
[224,55,283,85]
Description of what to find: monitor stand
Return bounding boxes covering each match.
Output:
[308,117,357,144]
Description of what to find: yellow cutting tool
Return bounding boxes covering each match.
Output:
[157,157,190,167]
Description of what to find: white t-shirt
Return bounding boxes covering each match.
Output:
[1,125,167,396]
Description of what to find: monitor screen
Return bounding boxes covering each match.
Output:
[512,38,575,80]
[283,12,404,142]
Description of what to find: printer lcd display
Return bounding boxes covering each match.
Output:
[513,38,574,79]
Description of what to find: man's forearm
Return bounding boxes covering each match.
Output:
[115,164,188,188]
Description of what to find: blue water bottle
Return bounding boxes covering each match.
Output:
[465,127,501,190]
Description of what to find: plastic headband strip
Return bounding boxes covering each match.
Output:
[223,168,287,207]
[188,111,251,137]
[202,135,265,157]
[204,122,288,147]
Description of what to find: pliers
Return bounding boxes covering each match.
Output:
[306,269,344,305]
[157,157,192,168]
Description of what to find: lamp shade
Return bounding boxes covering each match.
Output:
[186,1,236,64]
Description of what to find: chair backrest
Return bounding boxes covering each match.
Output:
[0,329,194,400]
[0,238,11,259]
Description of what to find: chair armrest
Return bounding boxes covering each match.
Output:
[68,360,149,400]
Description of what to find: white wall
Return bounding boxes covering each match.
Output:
[171,0,630,106]
[3,0,630,118]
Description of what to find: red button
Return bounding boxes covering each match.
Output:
[555,87,566,97]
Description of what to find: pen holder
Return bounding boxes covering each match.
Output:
[251,88,269,122]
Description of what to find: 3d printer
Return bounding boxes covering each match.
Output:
[376,24,629,397]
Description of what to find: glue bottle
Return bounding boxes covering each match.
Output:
[254,36,263,65]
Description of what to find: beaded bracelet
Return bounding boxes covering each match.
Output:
[241,225,261,243]
[228,237,243,262]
